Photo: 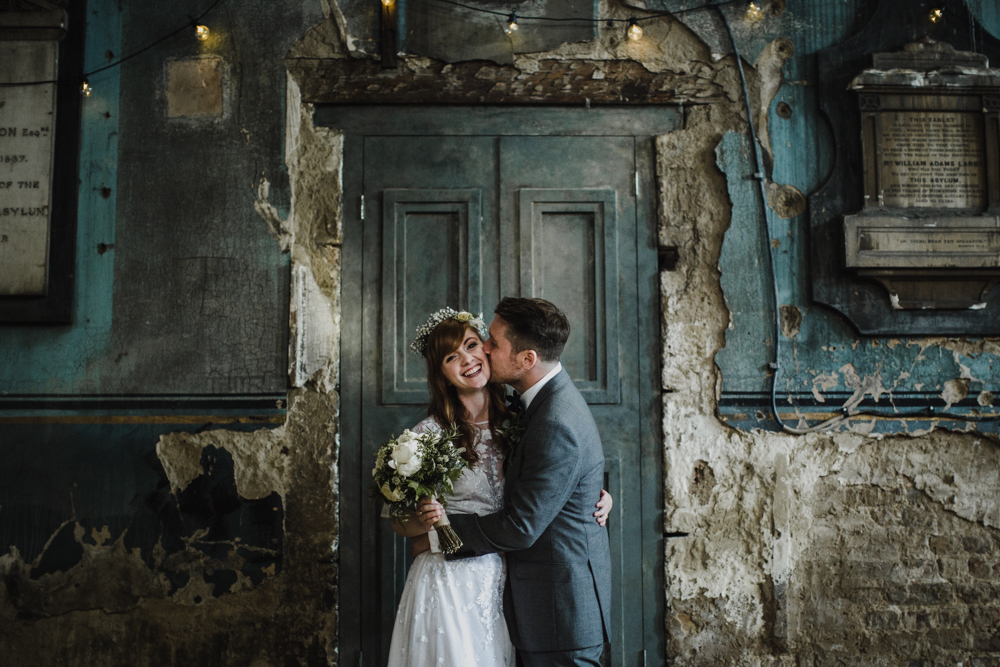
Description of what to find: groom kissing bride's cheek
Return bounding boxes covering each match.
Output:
[387,297,612,667]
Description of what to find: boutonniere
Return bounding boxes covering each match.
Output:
[497,413,526,449]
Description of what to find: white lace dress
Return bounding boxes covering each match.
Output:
[386,417,515,667]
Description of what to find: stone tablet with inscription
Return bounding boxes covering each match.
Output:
[842,40,1000,311]
[878,111,987,210]
[0,41,57,296]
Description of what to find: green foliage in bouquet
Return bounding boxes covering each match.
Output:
[370,423,466,522]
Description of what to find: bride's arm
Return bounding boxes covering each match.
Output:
[390,508,431,537]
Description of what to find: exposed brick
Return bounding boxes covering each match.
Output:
[903,506,935,529]
[969,558,994,579]
[936,605,970,627]
[866,608,901,630]
[902,609,933,630]
[973,631,1000,652]
[958,583,1000,605]
[937,557,969,580]
[963,535,995,554]
[905,583,956,605]
[969,604,1000,626]
[970,657,1000,667]
[926,627,972,650]
[929,535,954,553]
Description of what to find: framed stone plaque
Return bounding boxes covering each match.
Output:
[0,1,81,323]
[843,39,1000,313]
[0,41,58,297]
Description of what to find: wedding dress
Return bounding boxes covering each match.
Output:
[385,418,515,667]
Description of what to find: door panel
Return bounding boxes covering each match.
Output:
[381,188,483,404]
[518,188,619,403]
[337,109,668,667]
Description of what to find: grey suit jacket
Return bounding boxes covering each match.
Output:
[449,369,612,652]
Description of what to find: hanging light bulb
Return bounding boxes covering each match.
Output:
[382,0,393,7]
[81,79,92,97]
[929,8,943,23]
[745,2,764,22]
[195,24,210,41]
[626,18,643,41]
[505,13,518,35]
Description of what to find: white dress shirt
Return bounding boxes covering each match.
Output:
[519,362,562,409]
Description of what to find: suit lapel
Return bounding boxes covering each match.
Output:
[505,369,570,479]
[523,368,570,422]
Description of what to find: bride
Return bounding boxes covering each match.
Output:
[384,308,611,667]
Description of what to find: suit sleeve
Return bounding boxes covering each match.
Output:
[448,416,582,556]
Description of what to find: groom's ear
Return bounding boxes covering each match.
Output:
[519,349,538,370]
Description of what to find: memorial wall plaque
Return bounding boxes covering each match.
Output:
[877,111,986,210]
[0,41,57,296]
[843,39,1000,311]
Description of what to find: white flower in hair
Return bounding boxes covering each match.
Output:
[410,307,489,356]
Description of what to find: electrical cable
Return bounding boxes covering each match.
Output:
[428,0,744,23]
[716,6,1000,432]
[0,0,225,88]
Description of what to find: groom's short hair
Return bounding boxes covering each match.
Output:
[494,297,570,362]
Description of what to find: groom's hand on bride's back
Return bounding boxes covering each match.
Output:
[594,489,613,527]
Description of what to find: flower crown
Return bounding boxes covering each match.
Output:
[410,307,489,357]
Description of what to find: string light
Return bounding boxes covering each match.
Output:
[745,2,764,22]
[194,24,210,40]
[80,80,92,97]
[626,18,643,41]
[382,0,393,7]
[505,13,518,35]
[929,8,943,23]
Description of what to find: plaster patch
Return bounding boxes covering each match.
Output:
[157,426,288,500]
[254,177,292,250]
[166,58,223,118]
[811,372,838,403]
[940,378,969,411]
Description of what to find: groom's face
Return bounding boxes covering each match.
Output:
[483,316,522,385]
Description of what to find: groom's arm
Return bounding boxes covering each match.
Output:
[448,416,582,557]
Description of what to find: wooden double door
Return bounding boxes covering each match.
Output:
[325,106,678,667]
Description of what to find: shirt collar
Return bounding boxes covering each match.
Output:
[519,362,562,409]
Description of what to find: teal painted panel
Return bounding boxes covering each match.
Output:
[715,131,775,396]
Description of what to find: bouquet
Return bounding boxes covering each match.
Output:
[371,424,467,554]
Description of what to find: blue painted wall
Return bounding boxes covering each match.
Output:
[715,0,1000,433]
[0,0,321,623]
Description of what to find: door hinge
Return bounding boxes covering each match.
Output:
[634,170,639,197]
[641,648,647,667]
[360,194,365,220]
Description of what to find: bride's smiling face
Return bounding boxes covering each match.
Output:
[440,329,491,393]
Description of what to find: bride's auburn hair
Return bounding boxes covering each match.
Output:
[425,319,512,465]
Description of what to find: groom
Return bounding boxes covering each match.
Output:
[431,297,612,667]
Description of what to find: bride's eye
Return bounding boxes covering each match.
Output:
[467,341,478,350]
[445,354,456,363]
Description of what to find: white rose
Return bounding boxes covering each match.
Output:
[389,431,423,478]
[381,482,404,502]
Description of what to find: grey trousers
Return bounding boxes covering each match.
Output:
[517,644,603,667]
